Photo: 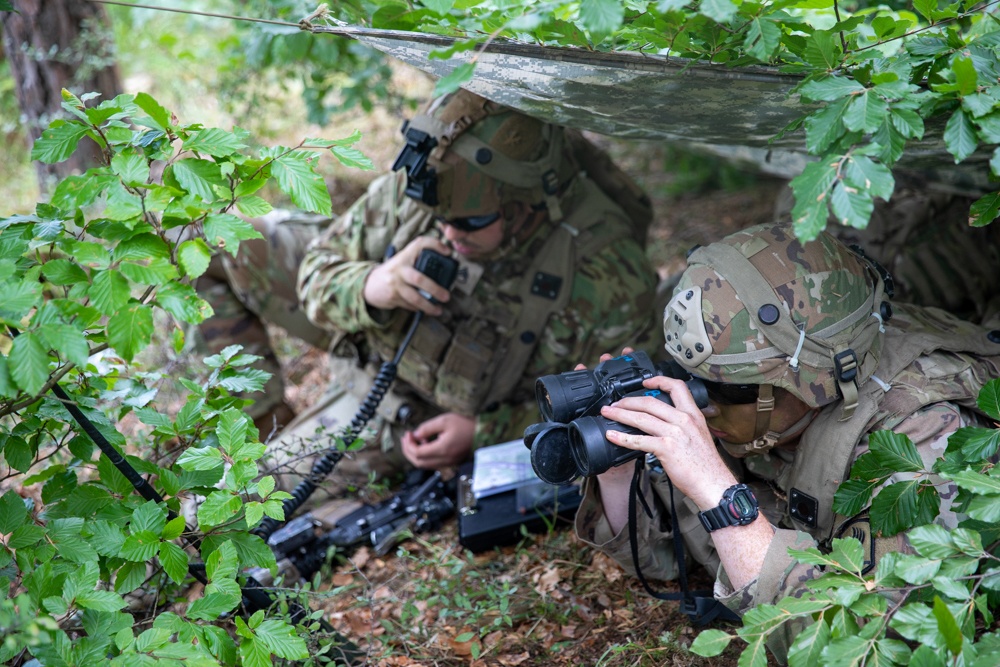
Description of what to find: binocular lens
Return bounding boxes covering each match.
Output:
[528,424,579,485]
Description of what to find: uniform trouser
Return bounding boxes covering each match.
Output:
[195,211,334,419]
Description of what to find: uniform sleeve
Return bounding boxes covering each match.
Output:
[574,468,723,583]
[715,402,976,663]
[473,234,659,447]
[297,173,405,334]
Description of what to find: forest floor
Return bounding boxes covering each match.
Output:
[264,136,789,667]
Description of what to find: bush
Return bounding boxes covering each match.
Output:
[0,89,370,666]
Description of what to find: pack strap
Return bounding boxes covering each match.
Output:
[627,458,740,625]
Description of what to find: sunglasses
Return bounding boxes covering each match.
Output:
[700,379,760,405]
[434,213,501,233]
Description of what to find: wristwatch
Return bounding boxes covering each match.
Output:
[699,484,759,532]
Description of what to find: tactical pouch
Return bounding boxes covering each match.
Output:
[435,326,498,414]
[397,316,452,395]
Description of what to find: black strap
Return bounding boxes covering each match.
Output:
[627,458,740,625]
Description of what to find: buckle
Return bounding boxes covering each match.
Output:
[541,169,560,195]
[833,349,858,383]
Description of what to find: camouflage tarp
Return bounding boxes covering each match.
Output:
[313,26,991,192]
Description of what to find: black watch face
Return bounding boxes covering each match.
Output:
[726,486,758,523]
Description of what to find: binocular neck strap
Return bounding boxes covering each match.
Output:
[627,458,740,625]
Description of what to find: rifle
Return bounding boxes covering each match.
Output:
[258,470,456,584]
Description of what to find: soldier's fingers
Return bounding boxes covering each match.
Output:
[401,285,443,316]
[643,377,702,415]
[403,266,451,304]
[601,404,674,438]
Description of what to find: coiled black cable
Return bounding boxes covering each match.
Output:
[254,312,424,542]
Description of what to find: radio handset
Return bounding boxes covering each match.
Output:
[413,248,459,304]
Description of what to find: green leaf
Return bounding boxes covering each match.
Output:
[239,636,272,667]
[969,191,1000,227]
[580,0,625,36]
[38,322,89,368]
[690,629,733,656]
[134,92,171,130]
[744,17,781,61]
[869,430,923,473]
[131,500,167,535]
[120,530,161,561]
[156,281,213,324]
[787,619,831,667]
[331,145,375,171]
[966,493,1000,522]
[803,31,839,70]
[945,470,1000,495]
[176,446,224,472]
[908,524,957,559]
[203,213,264,257]
[119,258,178,285]
[108,303,154,363]
[77,590,127,612]
[182,128,247,157]
[90,520,127,557]
[799,76,865,102]
[0,280,40,317]
[206,540,239,581]
[699,0,738,22]
[790,158,838,240]
[976,379,1000,420]
[0,491,28,534]
[931,597,963,655]
[257,476,276,498]
[244,502,265,528]
[421,0,454,14]
[952,57,978,97]
[871,480,939,536]
[43,259,89,286]
[161,515,186,541]
[912,0,935,20]
[843,156,894,201]
[113,233,171,262]
[9,523,44,549]
[236,195,273,218]
[188,592,241,621]
[890,108,924,139]
[843,90,888,134]
[90,269,132,315]
[254,619,308,659]
[433,61,476,98]
[159,541,189,584]
[178,238,213,279]
[172,158,224,202]
[833,479,878,517]
[830,181,873,229]
[197,490,242,528]
[111,149,150,186]
[943,109,977,163]
[217,408,249,457]
[9,330,51,396]
[271,153,332,216]
[804,98,849,154]
[31,121,90,164]
[953,427,1000,460]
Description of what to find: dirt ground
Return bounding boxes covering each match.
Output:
[267,146,789,667]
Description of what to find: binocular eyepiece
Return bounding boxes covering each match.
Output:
[525,351,708,485]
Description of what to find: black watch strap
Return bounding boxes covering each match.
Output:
[699,484,759,533]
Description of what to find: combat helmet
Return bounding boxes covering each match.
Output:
[391,89,576,227]
[662,223,892,453]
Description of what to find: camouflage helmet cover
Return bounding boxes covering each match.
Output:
[395,89,575,222]
[663,223,889,412]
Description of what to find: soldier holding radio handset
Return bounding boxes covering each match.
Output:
[237,89,660,492]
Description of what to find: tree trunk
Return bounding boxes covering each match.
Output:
[1,0,121,189]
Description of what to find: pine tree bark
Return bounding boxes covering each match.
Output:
[1,0,122,189]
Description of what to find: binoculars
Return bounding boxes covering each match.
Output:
[524,351,708,485]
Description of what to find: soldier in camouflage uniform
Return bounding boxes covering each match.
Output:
[574,222,1000,663]
[243,89,659,488]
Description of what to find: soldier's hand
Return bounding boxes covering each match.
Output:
[599,376,737,511]
[401,412,475,470]
[363,236,453,315]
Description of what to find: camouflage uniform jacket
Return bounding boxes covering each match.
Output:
[298,171,658,448]
[575,304,1000,663]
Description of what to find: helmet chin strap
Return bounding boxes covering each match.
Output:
[720,385,817,456]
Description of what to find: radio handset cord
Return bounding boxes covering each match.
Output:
[254,248,459,541]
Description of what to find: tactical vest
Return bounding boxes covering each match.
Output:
[780,304,1000,541]
[365,173,639,421]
